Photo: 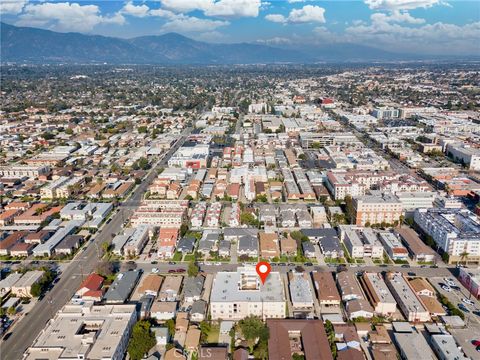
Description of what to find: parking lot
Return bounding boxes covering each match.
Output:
[430,277,480,358]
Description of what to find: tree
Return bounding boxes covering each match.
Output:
[240,212,258,227]
[165,319,176,337]
[7,306,17,316]
[0,308,6,317]
[101,242,111,255]
[137,126,148,133]
[41,132,55,140]
[253,340,268,360]
[238,316,269,353]
[30,282,42,297]
[96,261,114,277]
[188,260,199,277]
[127,320,156,360]
[199,321,211,343]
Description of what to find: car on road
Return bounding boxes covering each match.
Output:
[288,263,295,266]
[441,285,452,292]
[401,264,410,268]
[168,261,176,265]
[450,285,461,291]
[168,270,176,273]
[304,262,313,266]
[444,278,456,286]
[151,268,159,274]
[458,303,470,312]
[279,263,286,266]
[462,298,475,306]
[151,261,158,264]
[127,260,135,264]
[407,272,416,277]
[473,310,480,317]
[379,264,388,267]
[176,269,186,273]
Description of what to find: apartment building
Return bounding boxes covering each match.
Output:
[339,226,384,259]
[23,302,137,360]
[377,231,409,261]
[311,272,341,312]
[210,266,285,321]
[352,193,403,226]
[385,273,430,322]
[123,225,149,256]
[414,208,480,264]
[0,165,50,178]
[288,271,314,314]
[360,272,397,317]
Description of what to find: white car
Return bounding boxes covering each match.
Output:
[462,298,475,306]
[151,268,159,274]
[441,285,452,292]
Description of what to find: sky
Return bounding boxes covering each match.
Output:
[1,0,479,55]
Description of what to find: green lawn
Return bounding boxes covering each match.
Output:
[172,252,183,261]
[184,254,195,261]
[206,325,220,344]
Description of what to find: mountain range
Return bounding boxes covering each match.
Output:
[0,22,469,64]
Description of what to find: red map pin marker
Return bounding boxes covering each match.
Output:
[256,261,271,284]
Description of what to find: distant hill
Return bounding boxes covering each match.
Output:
[1,22,469,64]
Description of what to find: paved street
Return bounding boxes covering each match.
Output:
[0,130,191,360]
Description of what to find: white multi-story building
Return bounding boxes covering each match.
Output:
[339,225,384,259]
[123,225,149,256]
[414,208,480,264]
[210,266,286,321]
[24,302,137,360]
[361,272,397,317]
[386,272,430,322]
[446,144,480,171]
[0,165,50,178]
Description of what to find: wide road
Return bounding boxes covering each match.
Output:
[0,128,192,360]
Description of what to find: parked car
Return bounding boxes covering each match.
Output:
[472,310,480,317]
[151,261,158,264]
[304,262,313,266]
[458,303,470,312]
[441,285,452,292]
[407,272,416,276]
[176,269,186,273]
[462,298,475,306]
[401,264,410,268]
[151,268,159,274]
[168,261,176,265]
[168,270,176,273]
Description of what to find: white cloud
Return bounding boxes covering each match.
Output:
[364,0,440,11]
[161,0,261,18]
[288,5,325,23]
[121,1,150,18]
[345,18,480,54]
[265,14,286,23]
[1,0,28,15]
[371,11,425,25]
[266,5,325,24]
[16,2,125,32]
[162,14,229,32]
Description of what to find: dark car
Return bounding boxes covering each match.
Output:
[168,269,176,273]
[379,264,388,267]
[168,261,177,265]
[401,264,410,268]
[176,269,186,273]
[407,272,416,277]
[458,303,470,312]
[151,261,158,264]
[472,310,480,317]
[304,262,313,266]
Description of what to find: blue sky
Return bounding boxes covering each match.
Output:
[1,1,479,55]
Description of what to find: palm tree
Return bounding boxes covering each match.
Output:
[459,251,469,265]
